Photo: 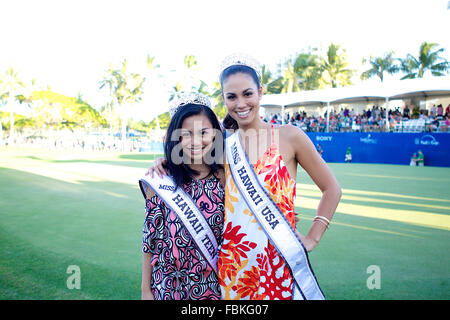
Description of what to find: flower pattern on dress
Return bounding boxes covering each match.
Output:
[218,136,297,300]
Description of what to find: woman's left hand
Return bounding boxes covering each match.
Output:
[302,236,318,252]
[295,229,318,252]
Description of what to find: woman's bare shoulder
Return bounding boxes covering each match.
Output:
[278,124,308,143]
[278,124,318,162]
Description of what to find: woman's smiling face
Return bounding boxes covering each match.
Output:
[222,72,262,128]
[179,113,215,164]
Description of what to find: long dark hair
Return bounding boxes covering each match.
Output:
[220,64,261,130]
[164,103,223,189]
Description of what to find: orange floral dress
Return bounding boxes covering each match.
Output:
[218,127,297,300]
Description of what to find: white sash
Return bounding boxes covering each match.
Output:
[139,175,219,275]
[225,131,325,300]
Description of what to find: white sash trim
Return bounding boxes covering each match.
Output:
[139,175,218,275]
[225,131,324,300]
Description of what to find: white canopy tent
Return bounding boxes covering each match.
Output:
[260,76,450,132]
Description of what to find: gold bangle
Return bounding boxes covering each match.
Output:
[313,218,329,229]
[314,215,331,225]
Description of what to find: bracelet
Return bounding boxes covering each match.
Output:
[315,215,331,224]
[314,215,331,229]
[313,218,329,229]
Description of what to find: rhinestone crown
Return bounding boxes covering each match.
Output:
[219,53,262,81]
[169,92,212,117]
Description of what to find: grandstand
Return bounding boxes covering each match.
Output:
[393,119,426,133]
[260,77,450,167]
[260,76,450,131]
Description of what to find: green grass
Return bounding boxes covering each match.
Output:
[0,146,449,300]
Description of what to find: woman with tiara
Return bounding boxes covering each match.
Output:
[140,93,225,300]
[147,54,342,300]
[218,53,341,300]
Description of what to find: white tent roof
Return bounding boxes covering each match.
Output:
[260,76,450,108]
[385,76,450,100]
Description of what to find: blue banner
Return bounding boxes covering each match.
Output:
[139,133,450,167]
[306,132,450,167]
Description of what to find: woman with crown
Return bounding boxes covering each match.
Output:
[140,93,225,300]
[147,54,342,300]
[215,53,342,300]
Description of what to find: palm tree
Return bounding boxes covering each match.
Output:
[146,54,160,71]
[145,54,162,131]
[169,82,183,102]
[211,81,227,119]
[260,64,273,94]
[196,80,211,96]
[281,59,303,93]
[276,52,324,92]
[400,42,450,79]
[320,43,354,88]
[183,54,200,91]
[184,55,198,69]
[361,51,400,82]
[169,55,206,101]
[0,67,27,145]
[118,61,145,142]
[103,59,146,144]
[260,64,283,94]
[294,52,322,90]
[99,64,117,140]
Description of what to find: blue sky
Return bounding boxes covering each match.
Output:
[1,0,449,121]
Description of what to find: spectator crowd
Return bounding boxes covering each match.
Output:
[264,103,450,133]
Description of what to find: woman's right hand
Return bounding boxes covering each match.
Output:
[145,157,167,178]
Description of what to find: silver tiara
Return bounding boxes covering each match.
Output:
[219,53,262,81]
[169,92,212,117]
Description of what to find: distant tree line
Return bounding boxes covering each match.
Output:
[1,41,448,143]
